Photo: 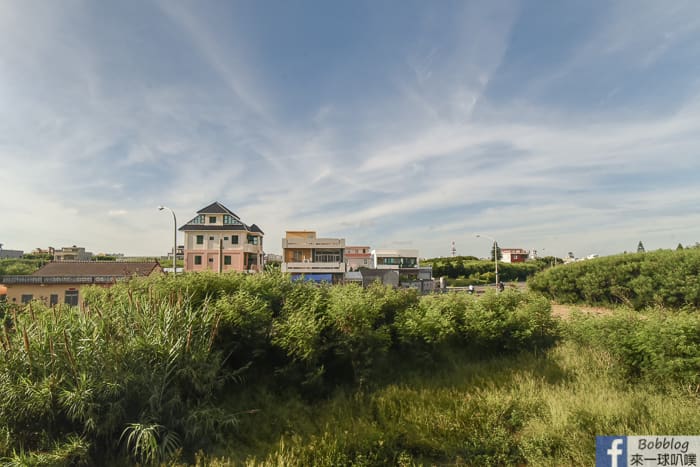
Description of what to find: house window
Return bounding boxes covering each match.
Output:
[209,236,214,241]
[196,235,204,245]
[224,256,231,265]
[208,257,214,263]
[191,215,205,224]
[209,216,217,223]
[21,294,33,304]
[247,235,259,245]
[64,290,79,307]
[224,237,229,241]
[223,215,240,225]
[50,294,58,306]
[232,235,239,245]
[194,255,202,265]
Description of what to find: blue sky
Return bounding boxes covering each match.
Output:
[2,0,700,258]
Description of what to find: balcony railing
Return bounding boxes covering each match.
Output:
[282,262,346,274]
[282,238,345,248]
[0,275,122,285]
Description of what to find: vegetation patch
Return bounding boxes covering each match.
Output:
[0,271,697,465]
[529,248,700,309]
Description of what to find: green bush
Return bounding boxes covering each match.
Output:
[424,256,541,283]
[394,294,461,346]
[459,290,559,353]
[529,249,700,309]
[0,259,44,275]
[565,309,700,386]
[2,271,562,464]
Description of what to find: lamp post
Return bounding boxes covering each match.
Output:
[158,206,177,275]
[475,233,499,289]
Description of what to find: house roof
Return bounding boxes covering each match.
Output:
[179,225,248,232]
[32,261,161,277]
[196,202,238,217]
[179,204,264,235]
[249,224,264,234]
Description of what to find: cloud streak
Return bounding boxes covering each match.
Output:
[1,1,699,259]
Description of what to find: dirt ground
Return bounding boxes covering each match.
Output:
[550,303,614,319]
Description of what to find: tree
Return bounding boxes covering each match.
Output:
[637,241,645,253]
[677,243,684,250]
[490,243,502,261]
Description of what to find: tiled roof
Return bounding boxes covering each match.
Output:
[249,224,264,234]
[32,261,161,277]
[196,202,238,217]
[179,225,249,231]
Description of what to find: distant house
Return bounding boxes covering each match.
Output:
[345,246,371,271]
[0,261,162,307]
[54,245,93,261]
[500,248,529,263]
[281,230,346,283]
[371,248,420,269]
[0,244,23,259]
[369,249,433,292]
[179,202,264,273]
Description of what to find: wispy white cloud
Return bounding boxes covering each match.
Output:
[1,1,699,259]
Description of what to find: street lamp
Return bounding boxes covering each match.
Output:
[158,206,177,275]
[475,233,499,289]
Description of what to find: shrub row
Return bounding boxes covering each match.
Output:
[1,271,559,464]
[0,258,45,275]
[565,309,700,387]
[424,256,543,283]
[529,248,700,309]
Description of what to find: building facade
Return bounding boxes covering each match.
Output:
[0,261,162,307]
[371,248,420,269]
[179,202,264,273]
[54,246,93,262]
[500,248,529,263]
[344,245,372,271]
[369,248,433,291]
[0,244,23,259]
[281,231,346,282]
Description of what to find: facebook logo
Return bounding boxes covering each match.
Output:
[597,436,627,467]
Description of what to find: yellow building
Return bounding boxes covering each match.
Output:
[0,261,162,307]
[179,202,264,273]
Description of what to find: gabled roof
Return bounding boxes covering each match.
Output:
[179,203,264,235]
[32,261,162,277]
[196,202,238,217]
[179,225,248,232]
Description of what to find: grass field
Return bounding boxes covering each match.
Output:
[200,331,700,466]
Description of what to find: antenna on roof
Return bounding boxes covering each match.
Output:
[451,240,456,257]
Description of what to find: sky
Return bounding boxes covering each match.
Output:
[2,1,700,259]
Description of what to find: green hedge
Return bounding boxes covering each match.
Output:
[529,249,700,309]
[424,256,543,283]
[565,309,700,386]
[1,271,559,464]
[0,258,46,275]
